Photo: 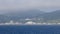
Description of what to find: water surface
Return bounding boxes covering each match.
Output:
[0,25,60,34]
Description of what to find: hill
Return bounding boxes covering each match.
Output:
[0,10,60,23]
[42,10,60,23]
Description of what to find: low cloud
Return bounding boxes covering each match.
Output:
[0,0,60,11]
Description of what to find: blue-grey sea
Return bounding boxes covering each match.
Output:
[0,25,60,34]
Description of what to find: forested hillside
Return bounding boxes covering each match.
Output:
[0,10,60,23]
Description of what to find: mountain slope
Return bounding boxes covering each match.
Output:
[5,9,45,18]
[0,10,60,23]
[42,10,60,20]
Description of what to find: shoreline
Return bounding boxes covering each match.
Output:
[0,24,60,26]
[0,23,60,25]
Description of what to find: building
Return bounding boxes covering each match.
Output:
[25,21,36,25]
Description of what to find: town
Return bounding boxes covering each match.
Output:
[0,20,60,25]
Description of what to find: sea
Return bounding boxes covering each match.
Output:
[0,25,60,34]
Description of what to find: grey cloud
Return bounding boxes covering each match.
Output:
[0,0,60,11]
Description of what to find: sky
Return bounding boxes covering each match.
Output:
[0,0,60,12]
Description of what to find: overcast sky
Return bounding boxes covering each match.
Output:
[0,0,60,12]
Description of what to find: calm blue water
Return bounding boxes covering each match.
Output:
[0,25,60,34]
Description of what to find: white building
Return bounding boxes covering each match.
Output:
[47,23,52,25]
[25,21,36,25]
[4,21,15,25]
[42,23,47,25]
[57,23,60,24]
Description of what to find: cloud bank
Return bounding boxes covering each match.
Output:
[0,0,60,12]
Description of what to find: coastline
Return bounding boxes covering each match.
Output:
[0,24,60,26]
[0,22,60,25]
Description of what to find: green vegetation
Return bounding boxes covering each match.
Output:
[0,10,60,23]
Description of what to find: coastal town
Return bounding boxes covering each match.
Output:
[0,20,60,25]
